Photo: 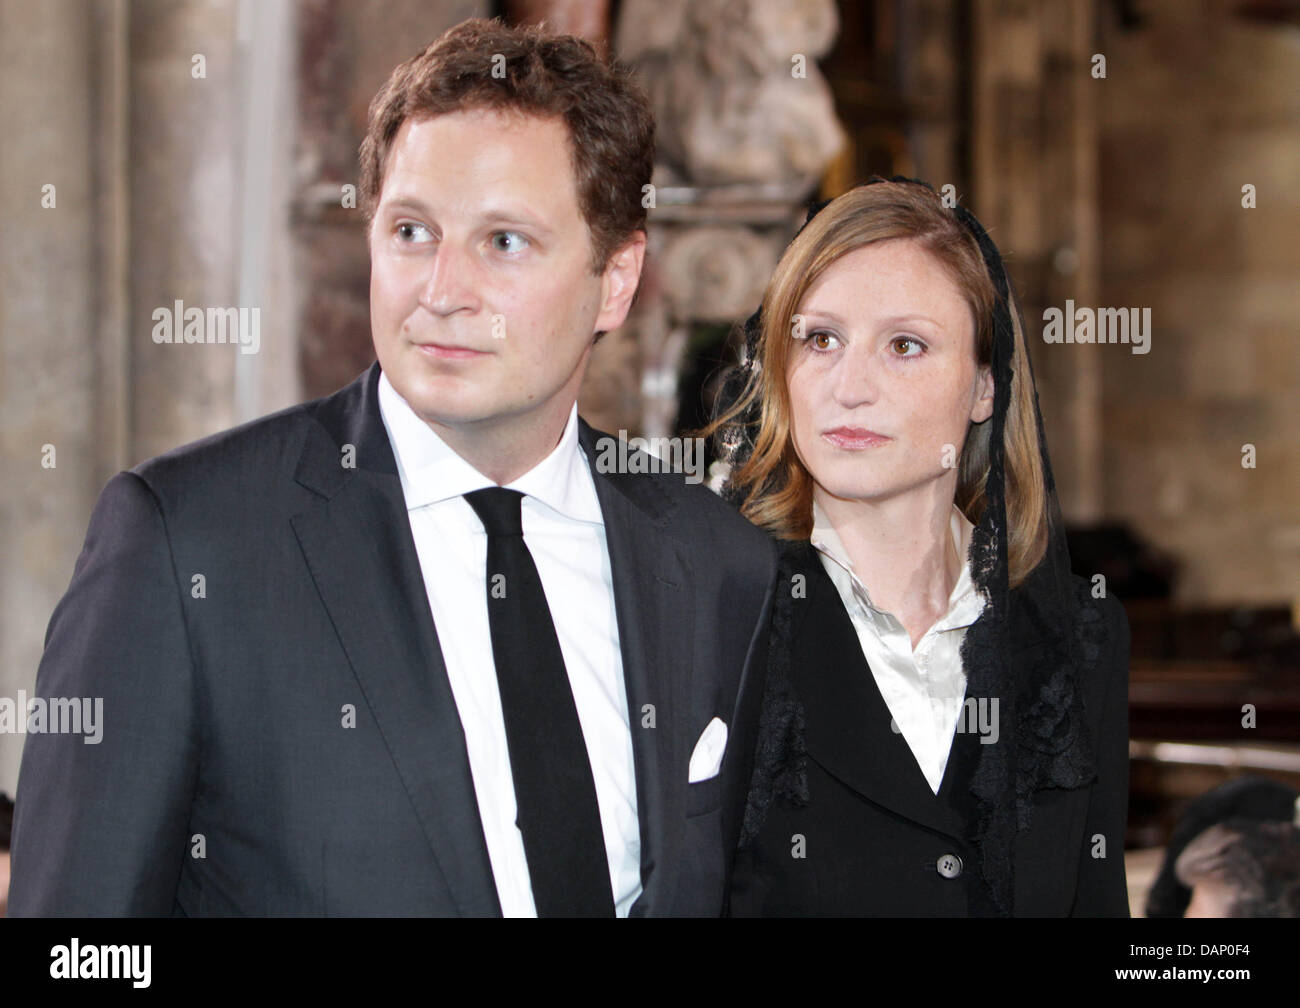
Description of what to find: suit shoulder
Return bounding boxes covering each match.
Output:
[129,397,321,502]
[1067,574,1131,705]
[1068,574,1129,643]
[580,421,775,565]
[665,477,776,563]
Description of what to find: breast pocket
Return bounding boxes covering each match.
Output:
[686,770,727,818]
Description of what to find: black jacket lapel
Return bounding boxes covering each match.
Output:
[789,544,966,839]
[578,420,695,917]
[290,364,501,916]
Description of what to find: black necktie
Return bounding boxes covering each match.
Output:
[463,487,616,917]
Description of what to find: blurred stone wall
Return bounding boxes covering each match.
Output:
[1096,2,1300,606]
[0,0,303,794]
[294,0,486,399]
[3,0,1297,799]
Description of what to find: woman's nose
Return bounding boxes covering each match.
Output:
[832,342,879,409]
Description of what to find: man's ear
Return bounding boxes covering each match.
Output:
[593,231,647,335]
[970,365,994,424]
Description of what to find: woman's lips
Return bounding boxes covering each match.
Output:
[822,427,891,450]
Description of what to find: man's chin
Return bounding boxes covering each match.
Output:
[386,371,495,421]
[407,398,503,431]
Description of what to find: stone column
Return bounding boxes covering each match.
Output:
[0,0,102,793]
[587,0,845,440]
[128,0,240,463]
[0,0,302,792]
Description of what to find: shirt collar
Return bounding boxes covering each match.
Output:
[810,497,987,633]
[377,371,604,525]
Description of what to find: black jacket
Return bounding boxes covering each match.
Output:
[729,540,1130,917]
[10,363,778,916]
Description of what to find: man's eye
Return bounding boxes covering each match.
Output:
[490,231,529,254]
[891,336,924,357]
[395,222,432,243]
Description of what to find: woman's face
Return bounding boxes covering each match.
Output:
[786,238,993,507]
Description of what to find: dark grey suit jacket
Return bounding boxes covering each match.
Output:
[10,363,777,916]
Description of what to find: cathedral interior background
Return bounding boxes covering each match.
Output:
[3,0,1298,915]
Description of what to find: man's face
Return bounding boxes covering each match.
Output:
[368,108,642,447]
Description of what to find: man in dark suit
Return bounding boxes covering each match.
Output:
[9,19,776,917]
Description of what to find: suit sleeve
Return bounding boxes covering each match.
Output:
[719,536,779,913]
[1071,596,1131,917]
[722,573,774,863]
[8,472,198,916]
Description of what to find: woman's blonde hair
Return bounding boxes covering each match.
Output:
[703,182,1048,587]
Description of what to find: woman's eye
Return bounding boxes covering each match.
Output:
[491,231,529,254]
[890,336,924,357]
[395,222,433,243]
[808,330,841,352]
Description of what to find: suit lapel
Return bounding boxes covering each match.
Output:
[790,545,966,839]
[291,364,501,916]
[578,420,695,917]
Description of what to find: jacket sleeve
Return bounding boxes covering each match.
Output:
[8,472,198,916]
[1070,595,1132,916]
[721,553,777,879]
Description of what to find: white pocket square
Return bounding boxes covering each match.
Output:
[688,717,728,783]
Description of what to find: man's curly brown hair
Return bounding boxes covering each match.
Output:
[359,17,655,274]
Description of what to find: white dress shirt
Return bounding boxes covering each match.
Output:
[377,373,642,916]
[811,499,987,794]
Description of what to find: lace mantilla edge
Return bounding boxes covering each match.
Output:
[964,571,1104,914]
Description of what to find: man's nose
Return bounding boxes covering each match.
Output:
[832,342,880,409]
[417,239,480,317]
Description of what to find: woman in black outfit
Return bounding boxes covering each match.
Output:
[709,179,1131,916]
